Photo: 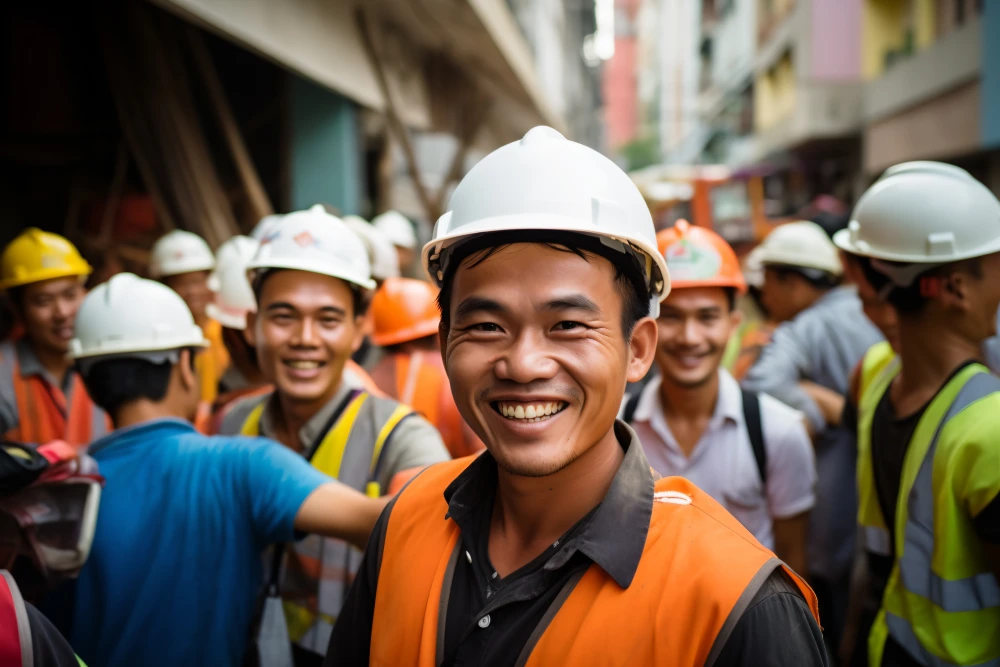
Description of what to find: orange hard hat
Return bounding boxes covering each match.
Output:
[372,277,441,347]
[656,220,747,293]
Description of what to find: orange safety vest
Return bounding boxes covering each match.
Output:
[371,458,820,667]
[4,352,108,448]
[372,351,481,458]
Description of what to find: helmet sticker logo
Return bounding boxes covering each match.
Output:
[294,231,317,248]
[663,239,722,281]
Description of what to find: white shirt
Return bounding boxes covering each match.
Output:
[623,369,816,549]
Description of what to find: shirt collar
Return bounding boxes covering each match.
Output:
[633,369,741,429]
[443,420,654,589]
[87,417,194,456]
[16,338,74,396]
[259,381,355,448]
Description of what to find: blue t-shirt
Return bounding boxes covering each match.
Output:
[62,418,328,667]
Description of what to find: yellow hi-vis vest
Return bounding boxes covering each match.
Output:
[241,390,413,655]
[856,355,1000,667]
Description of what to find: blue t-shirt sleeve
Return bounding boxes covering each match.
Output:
[241,439,330,545]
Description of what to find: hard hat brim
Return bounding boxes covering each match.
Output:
[422,213,670,301]
[373,317,441,347]
[833,224,1000,264]
[245,260,377,292]
[151,258,216,279]
[206,303,248,331]
[0,266,92,292]
[68,335,210,361]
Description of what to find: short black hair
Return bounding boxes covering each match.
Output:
[436,231,650,338]
[79,351,196,417]
[251,269,370,319]
[767,264,841,290]
[857,255,983,317]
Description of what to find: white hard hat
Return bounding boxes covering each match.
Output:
[833,161,1000,286]
[246,204,376,291]
[69,273,209,367]
[756,221,842,276]
[250,214,284,242]
[743,246,766,289]
[342,215,401,281]
[206,236,259,329]
[149,230,215,278]
[422,126,670,312]
[373,210,418,250]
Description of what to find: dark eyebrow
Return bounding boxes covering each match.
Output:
[543,294,601,314]
[454,296,508,321]
[264,302,347,317]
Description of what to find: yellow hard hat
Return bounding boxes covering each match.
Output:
[0,228,93,291]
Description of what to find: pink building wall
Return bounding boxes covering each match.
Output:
[603,36,638,148]
[810,0,863,80]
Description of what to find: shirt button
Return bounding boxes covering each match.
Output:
[478,615,491,629]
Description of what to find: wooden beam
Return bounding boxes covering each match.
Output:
[185,26,274,224]
[433,94,489,213]
[99,143,130,245]
[355,8,439,221]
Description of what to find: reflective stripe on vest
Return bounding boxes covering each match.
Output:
[856,341,899,558]
[370,457,820,667]
[0,570,32,667]
[240,392,413,654]
[1,342,108,448]
[867,365,1000,667]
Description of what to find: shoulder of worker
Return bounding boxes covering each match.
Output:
[756,390,811,443]
[216,390,272,435]
[363,394,450,471]
[0,340,19,431]
[937,371,1000,490]
[783,285,881,348]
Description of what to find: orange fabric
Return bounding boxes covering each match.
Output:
[372,352,484,459]
[5,355,105,449]
[656,219,747,293]
[371,278,440,347]
[195,319,230,405]
[731,322,775,382]
[371,458,819,667]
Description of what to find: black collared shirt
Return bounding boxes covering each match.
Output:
[326,422,828,667]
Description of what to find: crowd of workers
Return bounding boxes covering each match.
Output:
[0,125,998,667]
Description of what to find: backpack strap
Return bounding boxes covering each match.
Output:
[741,389,767,486]
[0,570,31,667]
[621,392,643,424]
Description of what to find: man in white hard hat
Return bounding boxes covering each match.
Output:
[149,229,229,411]
[327,127,826,666]
[742,220,883,655]
[217,205,449,664]
[372,210,418,276]
[50,273,385,667]
[832,162,1000,667]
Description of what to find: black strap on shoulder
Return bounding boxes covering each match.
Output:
[741,389,767,486]
[622,391,642,424]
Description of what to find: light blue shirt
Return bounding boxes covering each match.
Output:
[58,418,329,667]
[742,286,883,579]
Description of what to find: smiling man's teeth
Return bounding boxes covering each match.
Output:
[497,401,567,422]
[286,360,321,369]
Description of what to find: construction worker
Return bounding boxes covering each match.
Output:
[372,209,418,276]
[621,220,815,575]
[149,229,229,407]
[725,246,777,381]
[0,229,109,447]
[369,277,485,458]
[326,127,826,666]
[0,570,83,667]
[833,162,1000,667]
[52,272,385,667]
[217,205,449,664]
[205,232,385,433]
[741,220,882,654]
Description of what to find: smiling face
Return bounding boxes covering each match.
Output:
[17,276,87,354]
[441,243,656,478]
[246,270,364,410]
[655,286,740,389]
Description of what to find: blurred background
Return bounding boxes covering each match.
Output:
[1,0,997,270]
